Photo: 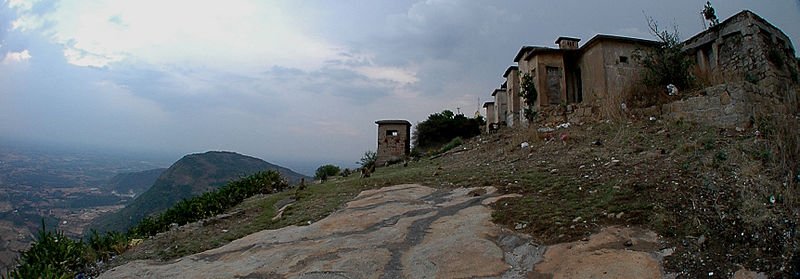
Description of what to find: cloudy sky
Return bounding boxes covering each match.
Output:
[1,0,798,174]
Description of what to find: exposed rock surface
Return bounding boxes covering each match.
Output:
[101,184,667,278]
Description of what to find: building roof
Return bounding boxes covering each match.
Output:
[513,46,535,62]
[482,101,495,108]
[521,46,566,61]
[555,36,581,44]
[491,88,506,96]
[580,34,660,50]
[502,65,519,78]
[500,81,507,88]
[375,120,411,126]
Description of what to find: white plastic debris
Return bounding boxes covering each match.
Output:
[649,116,657,121]
[537,127,555,133]
[667,84,679,96]
[556,122,571,129]
[521,142,530,149]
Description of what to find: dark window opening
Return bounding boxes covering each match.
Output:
[387,130,399,136]
[619,56,629,64]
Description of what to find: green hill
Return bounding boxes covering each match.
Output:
[90,151,307,233]
[105,168,167,198]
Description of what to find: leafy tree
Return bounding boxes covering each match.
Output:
[632,16,694,90]
[412,110,484,151]
[314,164,341,181]
[519,72,538,121]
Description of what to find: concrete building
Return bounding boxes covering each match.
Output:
[683,10,798,102]
[516,35,660,116]
[375,120,412,167]
[482,102,496,132]
[491,88,508,125]
[503,66,522,127]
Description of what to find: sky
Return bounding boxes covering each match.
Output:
[1,0,798,175]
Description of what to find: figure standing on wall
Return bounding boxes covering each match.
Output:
[703,1,719,27]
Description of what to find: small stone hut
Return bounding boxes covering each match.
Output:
[375,120,412,166]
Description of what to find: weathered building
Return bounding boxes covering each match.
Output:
[517,35,659,114]
[482,101,496,132]
[683,10,798,105]
[663,10,799,127]
[503,66,522,127]
[375,120,411,167]
[491,88,508,125]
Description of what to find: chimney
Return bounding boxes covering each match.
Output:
[555,37,580,50]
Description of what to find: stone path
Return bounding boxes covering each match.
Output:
[101,184,669,278]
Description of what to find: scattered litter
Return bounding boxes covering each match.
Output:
[649,116,657,121]
[769,195,776,204]
[538,127,555,133]
[572,216,582,222]
[222,229,228,233]
[514,223,528,230]
[556,122,571,129]
[520,142,530,149]
[592,139,603,146]
[735,127,745,132]
[667,84,679,96]
[550,169,558,174]
[620,103,627,111]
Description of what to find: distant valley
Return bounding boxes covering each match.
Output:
[0,144,306,271]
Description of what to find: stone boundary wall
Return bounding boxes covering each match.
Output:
[660,82,797,128]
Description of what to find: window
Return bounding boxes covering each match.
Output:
[619,56,629,64]
[386,130,399,136]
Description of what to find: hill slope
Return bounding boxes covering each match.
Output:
[105,168,166,198]
[90,151,307,233]
[106,119,799,277]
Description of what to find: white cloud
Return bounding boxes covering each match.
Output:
[19,1,347,71]
[7,0,37,11]
[352,65,418,85]
[2,49,31,64]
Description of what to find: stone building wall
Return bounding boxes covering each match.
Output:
[661,82,798,128]
[375,120,411,167]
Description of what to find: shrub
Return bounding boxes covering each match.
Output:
[6,221,86,279]
[359,151,377,170]
[314,164,341,181]
[412,110,483,151]
[632,16,694,92]
[437,137,463,154]
[520,72,538,121]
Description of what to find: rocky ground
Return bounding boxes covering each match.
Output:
[101,117,799,278]
[103,184,675,278]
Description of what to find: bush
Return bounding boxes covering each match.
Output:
[359,151,377,170]
[412,110,484,151]
[437,137,463,154]
[520,72,538,121]
[632,17,694,91]
[6,221,87,279]
[314,164,341,181]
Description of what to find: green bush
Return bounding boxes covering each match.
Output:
[437,137,463,154]
[315,164,341,181]
[412,110,483,151]
[6,221,86,279]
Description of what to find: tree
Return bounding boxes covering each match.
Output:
[314,164,341,181]
[632,16,694,91]
[519,72,538,121]
[412,110,484,151]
